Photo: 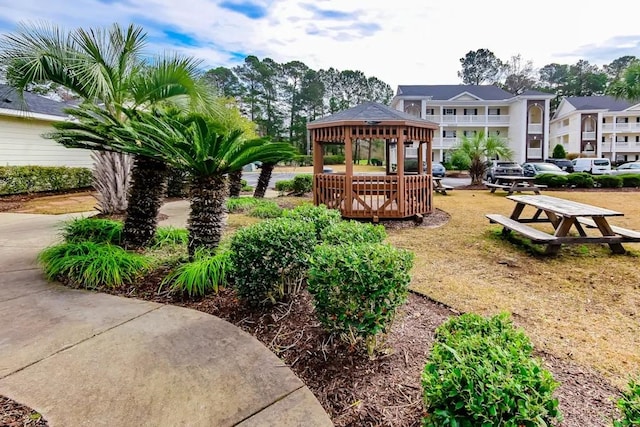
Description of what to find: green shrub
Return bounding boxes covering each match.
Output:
[620,174,640,188]
[450,150,471,171]
[292,174,313,195]
[38,241,150,288]
[248,201,283,218]
[552,144,567,159]
[614,377,640,427]
[0,165,92,195]
[160,248,231,297]
[282,203,342,241]
[320,220,387,245]
[275,179,294,193]
[422,313,561,427]
[166,167,189,198]
[62,217,123,244]
[293,155,312,166]
[594,174,623,188]
[566,172,594,188]
[152,227,189,248]
[324,154,345,165]
[370,158,382,166]
[229,218,316,306]
[226,197,261,213]
[308,243,413,355]
[534,173,568,188]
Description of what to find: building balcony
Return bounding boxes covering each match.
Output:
[582,131,596,140]
[432,137,460,149]
[527,148,543,159]
[426,115,510,125]
[602,123,640,132]
[528,123,543,134]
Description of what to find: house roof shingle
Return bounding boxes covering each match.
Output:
[519,89,554,97]
[308,101,437,127]
[0,84,70,117]
[564,96,634,112]
[396,85,514,100]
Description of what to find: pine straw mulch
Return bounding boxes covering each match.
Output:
[0,395,48,427]
[99,269,621,427]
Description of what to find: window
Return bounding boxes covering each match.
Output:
[463,130,477,137]
[443,108,456,115]
[636,136,639,142]
[616,117,629,123]
[637,117,640,123]
[425,108,435,116]
[464,108,478,116]
[616,136,629,143]
[488,108,501,115]
[602,117,606,123]
[602,136,605,142]
[443,130,457,138]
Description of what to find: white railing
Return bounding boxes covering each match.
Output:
[615,140,629,146]
[426,115,510,125]
[602,123,640,132]
[602,142,611,151]
[582,131,596,140]
[528,123,543,134]
[432,137,460,148]
[527,148,543,159]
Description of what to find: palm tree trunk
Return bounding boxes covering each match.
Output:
[253,162,275,198]
[91,151,132,214]
[122,157,168,249]
[228,169,243,197]
[188,174,227,256]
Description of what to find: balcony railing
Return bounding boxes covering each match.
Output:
[527,148,543,159]
[582,131,596,140]
[432,137,460,148]
[425,115,510,125]
[528,123,543,134]
[602,123,640,132]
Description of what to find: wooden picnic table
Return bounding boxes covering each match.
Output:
[486,194,640,255]
[486,175,543,195]
[433,177,453,195]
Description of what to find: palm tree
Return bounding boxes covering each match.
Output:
[608,62,640,101]
[228,170,243,197]
[0,22,213,248]
[49,105,296,256]
[253,161,276,198]
[454,131,513,185]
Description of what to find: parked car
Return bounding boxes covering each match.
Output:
[545,158,574,173]
[572,158,611,174]
[431,162,446,177]
[522,162,569,177]
[611,161,640,175]
[484,160,523,183]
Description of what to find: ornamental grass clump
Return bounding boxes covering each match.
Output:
[282,203,342,241]
[229,217,316,306]
[225,197,262,213]
[151,227,189,248]
[247,201,283,218]
[38,241,150,289]
[421,313,561,427]
[307,243,414,356]
[320,220,387,245]
[160,247,232,298]
[62,217,123,244]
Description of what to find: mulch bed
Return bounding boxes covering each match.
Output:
[0,395,48,427]
[101,273,621,427]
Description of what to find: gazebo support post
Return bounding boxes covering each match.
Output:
[344,130,353,216]
[417,141,424,175]
[397,134,405,216]
[312,136,323,205]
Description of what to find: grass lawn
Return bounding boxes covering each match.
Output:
[386,190,640,389]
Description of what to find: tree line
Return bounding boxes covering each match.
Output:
[201,56,394,154]
[458,48,638,110]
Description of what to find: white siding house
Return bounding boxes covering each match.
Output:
[390,85,554,164]
[0,84,94,168]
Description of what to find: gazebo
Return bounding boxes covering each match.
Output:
[307,101,439,221]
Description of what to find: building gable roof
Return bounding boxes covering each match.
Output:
[396,85,514,100]
[307,101,437,128]
[0,84,70,118]
[519,89,555,98]
[564,96,634,112]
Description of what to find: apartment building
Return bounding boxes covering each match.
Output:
[550,96,640,163]
[390,85,554,163]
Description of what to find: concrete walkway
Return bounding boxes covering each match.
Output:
[0,212,332,426]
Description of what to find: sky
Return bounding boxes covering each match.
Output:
[0,0,639,90]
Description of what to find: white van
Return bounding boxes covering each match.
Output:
[571,158,611,174]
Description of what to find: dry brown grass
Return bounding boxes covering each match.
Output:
[12,191,98,214]
[387,190,640,388]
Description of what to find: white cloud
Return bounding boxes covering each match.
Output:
[0,0,639,90]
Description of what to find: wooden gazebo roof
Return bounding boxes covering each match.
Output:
[307,101,438,143]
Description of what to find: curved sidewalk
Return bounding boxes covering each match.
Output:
[0,212,332,426]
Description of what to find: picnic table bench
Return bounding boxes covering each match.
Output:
[486,194,640,254]
[434,177,453,195]
[487,175,545,195]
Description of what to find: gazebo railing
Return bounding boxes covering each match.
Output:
[314,174,432,219]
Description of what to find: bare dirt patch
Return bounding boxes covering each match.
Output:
[0,190,97,214]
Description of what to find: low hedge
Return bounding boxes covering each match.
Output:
[422,313,561,426]
[594,174,623,188]
[0,165,93,195]
[534,173,568,188]
[566,172,594,188]
[619,174,640,188]
[282,203,342,241]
